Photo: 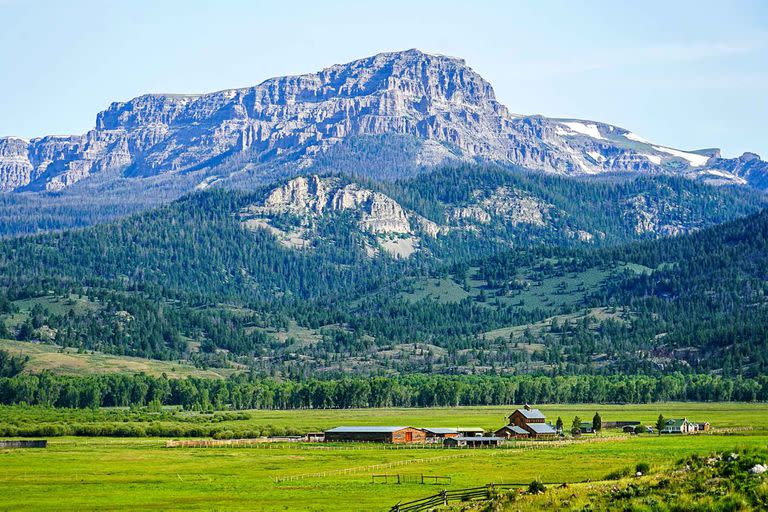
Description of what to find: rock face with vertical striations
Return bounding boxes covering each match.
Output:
[1,49,767,197]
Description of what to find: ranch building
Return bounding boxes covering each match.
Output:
[444,436,504,448]
[456,427,485,437]
[324,426,426,444]
[508,405,546,428]
[660,418,697,434]
[503,405,558,439]
[494,425,529,439]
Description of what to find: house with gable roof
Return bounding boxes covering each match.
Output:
[496,404,558,439]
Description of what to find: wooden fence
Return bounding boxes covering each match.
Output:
[372,474,451,485]
[389,483,534,511]
[274,453,476,483]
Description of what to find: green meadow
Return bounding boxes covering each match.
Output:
[0,403,767,511]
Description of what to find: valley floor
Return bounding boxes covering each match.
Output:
[0,403,766,511]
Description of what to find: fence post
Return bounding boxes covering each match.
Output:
[441,490,448,506]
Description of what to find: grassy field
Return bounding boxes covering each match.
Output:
[0,339,234,379]
[0,403,766,511]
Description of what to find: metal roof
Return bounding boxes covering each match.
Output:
[513,408,546,419]
[456,427,485,432]
[527,423,558,434]
[423,428,458,434]
[450,436,504,442]
[325,426,411,433]
[497,425,529,435]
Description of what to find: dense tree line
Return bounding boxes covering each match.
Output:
[1,367,766,411]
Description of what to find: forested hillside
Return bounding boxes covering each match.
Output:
[0,165,766,379]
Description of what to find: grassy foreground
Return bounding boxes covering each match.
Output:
[0,404,766,511]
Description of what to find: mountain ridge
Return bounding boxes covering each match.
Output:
[2,49,766,198]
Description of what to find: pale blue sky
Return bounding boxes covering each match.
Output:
[2,0,766,157]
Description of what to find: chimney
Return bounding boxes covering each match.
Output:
[524,404,531,411]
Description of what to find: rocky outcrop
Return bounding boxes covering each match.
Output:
[450,187,551,227]
[241,175,438,257]
[2,49,767,193]
[0,138,34,190]
[623,192,699,236]
[248,175,413,235]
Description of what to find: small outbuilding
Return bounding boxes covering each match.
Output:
[324,426,426,444]
[444,436,504,448]
[304,432,325,442]
[456,427,485,437]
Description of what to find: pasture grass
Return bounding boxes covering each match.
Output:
[0,339,233,379]
[0,403,766,510]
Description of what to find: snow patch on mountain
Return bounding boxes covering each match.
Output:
[642,154,662,165]
[652,146,710,167]
[624,132,651,144]
[561,122,605,140]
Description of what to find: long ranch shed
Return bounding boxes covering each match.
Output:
[324,426,426,444]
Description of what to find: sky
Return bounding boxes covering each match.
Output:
[1,0,766,158]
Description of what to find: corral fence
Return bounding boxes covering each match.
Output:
[0,440,47,449]
[390,482,560,512]
[372,474,451,485]
[167,435,628,451]
[271,436,629,483]
[274,453,475,483]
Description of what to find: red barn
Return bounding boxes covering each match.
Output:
[324,426,426,444]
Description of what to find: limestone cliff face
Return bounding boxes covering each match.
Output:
[241,176,431,257]
[0,138,33,190]
[250,175,413,235]
[2,49,767,193]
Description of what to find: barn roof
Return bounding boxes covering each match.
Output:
[423,428,458,434]
[527,423,558,434]
[513,408,546,420]
[457,427,485,432]
[498,425,528,435]
[325,426,411,433]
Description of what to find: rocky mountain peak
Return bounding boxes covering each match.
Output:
[1,50,767,197]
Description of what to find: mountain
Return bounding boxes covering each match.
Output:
[0,49,766,235]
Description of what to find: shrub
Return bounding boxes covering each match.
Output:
[213,430,235,440]
[605,467,632,480]
[636,462,651,474]
[527,480,546,494]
